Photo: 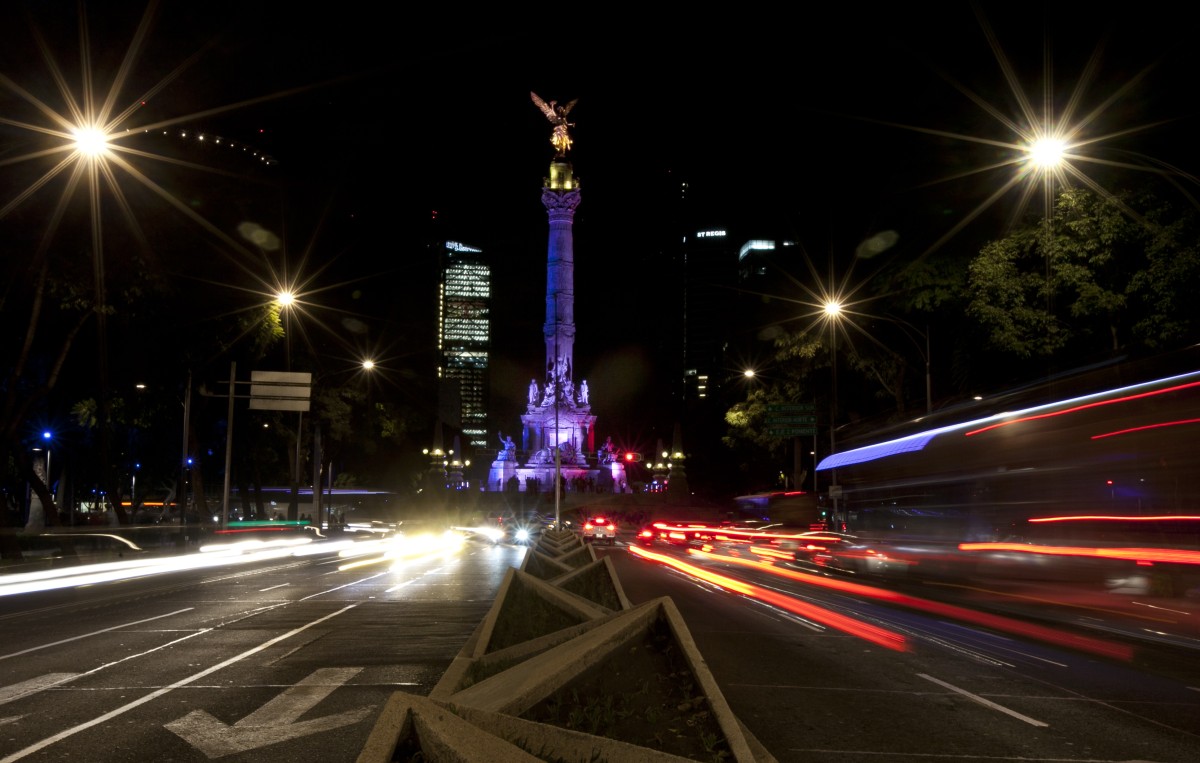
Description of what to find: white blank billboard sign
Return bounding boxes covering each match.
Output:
[249,370,312,411]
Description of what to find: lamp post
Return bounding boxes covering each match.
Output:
[40,431,52,498]
[884,316,932,415]
[31,431,53,528]
[275,291,304,522]
[312,359,375,528]
[823,300,843,527]
[38,429,52,506]
[180,370,192,544]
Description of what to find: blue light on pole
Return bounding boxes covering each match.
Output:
[40,430,53,490]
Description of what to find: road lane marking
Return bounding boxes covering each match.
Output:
[0,674,78,705]
[0,609,193,661]
[0,604,359,762]
[917,672,1049,727]
[259,583,291,591]
[165,667,373,757]
[298,573,388,601]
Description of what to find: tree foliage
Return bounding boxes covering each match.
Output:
[967,187,1200,358]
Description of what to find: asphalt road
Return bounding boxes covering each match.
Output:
[4,527,1199,762]
[596,537,1200,762]
[0,535,524,762]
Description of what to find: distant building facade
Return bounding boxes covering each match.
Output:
[437,240,491,452]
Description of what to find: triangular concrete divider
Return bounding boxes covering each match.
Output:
[428,700,709,762]
[360,536,778,761]
[549,554,633,612]
[450,597,764,761]
[537,528,582,555]
[519,547,576,579]
[431,607,627,700]
[370,597,774,762]
[471,568,614,659]
[356,691,542,763]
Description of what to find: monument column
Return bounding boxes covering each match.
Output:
[489,92,610,499]
[542,160,581,409]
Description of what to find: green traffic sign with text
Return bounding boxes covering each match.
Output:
[766,403,816,413]
[765,415,817,425]
[768,427,818,437]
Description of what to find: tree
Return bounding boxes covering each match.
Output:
[967,187,1200,360]
[1,254,94,549]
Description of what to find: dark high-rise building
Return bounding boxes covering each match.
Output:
[735,235,802,338]
[437,240,491,453]
[681,225,737,405]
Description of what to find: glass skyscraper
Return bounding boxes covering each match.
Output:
[438,240,491,452]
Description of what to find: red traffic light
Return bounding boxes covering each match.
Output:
[624,452,642,462]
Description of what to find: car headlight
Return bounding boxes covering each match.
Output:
[515,528,530,542]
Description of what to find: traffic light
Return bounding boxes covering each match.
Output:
[624,451,642,462]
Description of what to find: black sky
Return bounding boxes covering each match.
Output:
[4,1,1199,442]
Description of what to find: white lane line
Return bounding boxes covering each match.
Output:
[0,675,78,706]
[383,566,443,594]
[916,672,1049,727]
[0,609,194,661]
[298,573,388,601]
[0,604,359,762]
[0,605,289,703]
[259,583,291,592]
[1132,601,1191,616]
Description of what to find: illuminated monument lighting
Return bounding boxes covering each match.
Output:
[487,93,628,497]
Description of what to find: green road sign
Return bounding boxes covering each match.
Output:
[766,403,816,413]
[767,427,818,437]
[765,415,817,425]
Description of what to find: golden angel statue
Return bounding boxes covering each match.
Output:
[531,91,578,157]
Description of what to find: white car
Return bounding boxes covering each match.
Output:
[583,516,617,545]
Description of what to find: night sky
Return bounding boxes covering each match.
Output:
[4,2,1199,447]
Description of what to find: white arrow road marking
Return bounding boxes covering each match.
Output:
[164,668,374,758]
[0,604,358,763]
[0,674,78,706]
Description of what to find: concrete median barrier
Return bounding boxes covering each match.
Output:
[358,525,777,762]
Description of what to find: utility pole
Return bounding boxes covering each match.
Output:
[222,361,235,530]
[180,370,192,546]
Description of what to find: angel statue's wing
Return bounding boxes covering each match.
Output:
[558,98,578,116]
[530,91,556,121]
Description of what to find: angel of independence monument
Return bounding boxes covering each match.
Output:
[488,93,628,499]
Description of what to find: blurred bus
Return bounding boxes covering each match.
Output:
[814,350,1200,594]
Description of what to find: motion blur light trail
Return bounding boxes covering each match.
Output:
[0,539,315,596]
[964,379,1200,437]
[629,545,909,651]
[958,542,1200,566]
[0,533,428,596]
[688,547,1134,662]
[336,530,466,572]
